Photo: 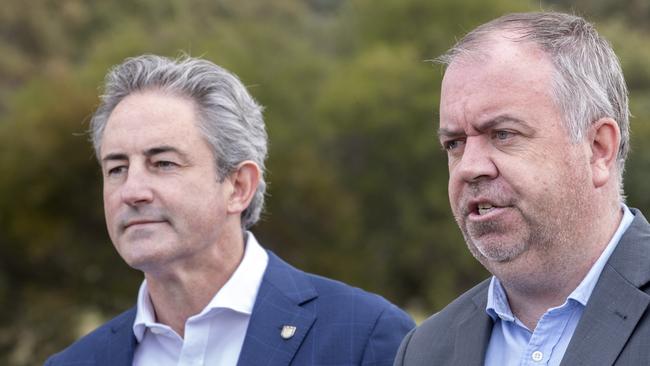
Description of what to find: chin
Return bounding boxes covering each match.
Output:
[117,248,165,271]
[126,258,167,274]
[469,237,527,264]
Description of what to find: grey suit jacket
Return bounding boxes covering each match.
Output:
[395,208,650,366]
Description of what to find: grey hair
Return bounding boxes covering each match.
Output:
[436,12,630,195]
[91,55,268,229]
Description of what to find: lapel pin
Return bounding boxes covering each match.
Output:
[281,325,297,339]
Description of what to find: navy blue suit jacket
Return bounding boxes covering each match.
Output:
[45,251,415,365]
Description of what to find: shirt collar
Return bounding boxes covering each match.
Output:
[486,204,634,321]
[133,231,269,341]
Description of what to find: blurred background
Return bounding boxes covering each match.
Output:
[1,0,649,364]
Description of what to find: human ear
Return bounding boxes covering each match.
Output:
[588,118,621,188]
[226,161,261,214]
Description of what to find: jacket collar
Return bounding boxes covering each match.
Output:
[451,280,493,365]
[560,208,650,365]
[98,308,137,366]
[96,251,318,366]
[237,251,318,366]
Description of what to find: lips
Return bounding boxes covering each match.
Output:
[117,208,170,233]
[466,199,510,217]
[477,203,495,215]
[123,219,166,231]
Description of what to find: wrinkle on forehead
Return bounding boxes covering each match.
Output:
[100,91,203,159]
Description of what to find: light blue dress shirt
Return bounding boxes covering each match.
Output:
[484,205,634,366]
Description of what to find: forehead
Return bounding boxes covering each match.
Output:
[439,36,558,129]
[100,91,207,157]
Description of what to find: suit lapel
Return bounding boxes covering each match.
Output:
[561,209,650,366]
[452,283,493,365]
[98,308,137,366]
[237,252,317,366]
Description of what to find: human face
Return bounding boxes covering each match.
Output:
[439,37,595,278]
[100,91,233,273]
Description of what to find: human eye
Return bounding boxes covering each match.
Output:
[442,138,465,152]
[153,160,179,171]
[106,165,127,177]
[493,130,516,141]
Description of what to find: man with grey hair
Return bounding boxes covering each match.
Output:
[395,12,650,366]
[46,55,414,366]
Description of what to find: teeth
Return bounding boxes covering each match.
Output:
[477,203,494,215]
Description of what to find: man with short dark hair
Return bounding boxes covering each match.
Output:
[46,55,414,366]
[395,12,650,365]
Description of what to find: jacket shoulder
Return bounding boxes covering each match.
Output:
[44,308,136,365]
[265,251,413,326]
[265,251,414,365]
[306,270,414,325]
[400,278,491,362]
[418,278,490,332]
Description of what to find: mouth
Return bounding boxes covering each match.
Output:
[477,203,496,216]
[467,200,509,218]
[123,219,166,230]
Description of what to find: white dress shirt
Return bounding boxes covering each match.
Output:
[132,232,269,366]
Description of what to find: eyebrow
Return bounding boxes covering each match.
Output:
[101,152,128,163]
[143,145,188,160]
[101,145,189,163]
[438,115,529,138]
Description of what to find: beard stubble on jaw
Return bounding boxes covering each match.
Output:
[456,179,557,266]
[458,185,588,290]
[455,181,526,263]
[462,210,529,263]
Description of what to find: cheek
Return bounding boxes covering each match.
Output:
[447,177,462,214]
[447,165,462,194]
[173,184,223,219]
[102,189,121,227]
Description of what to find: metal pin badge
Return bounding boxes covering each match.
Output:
[281,325,297,339]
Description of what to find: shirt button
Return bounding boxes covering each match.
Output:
[531,351,543,362]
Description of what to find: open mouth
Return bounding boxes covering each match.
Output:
[477,203,496,216]
[466,200,509,218]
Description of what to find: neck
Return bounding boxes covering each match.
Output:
[144,229,245,337]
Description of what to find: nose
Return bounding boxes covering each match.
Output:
[453,136,498,182]
[119,166,154,207]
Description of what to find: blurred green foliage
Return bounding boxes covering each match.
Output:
[0,1,649,364]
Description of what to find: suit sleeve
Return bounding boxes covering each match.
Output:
[393,327,415,366]
[360,303,416,366]
[43,354,57,366]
